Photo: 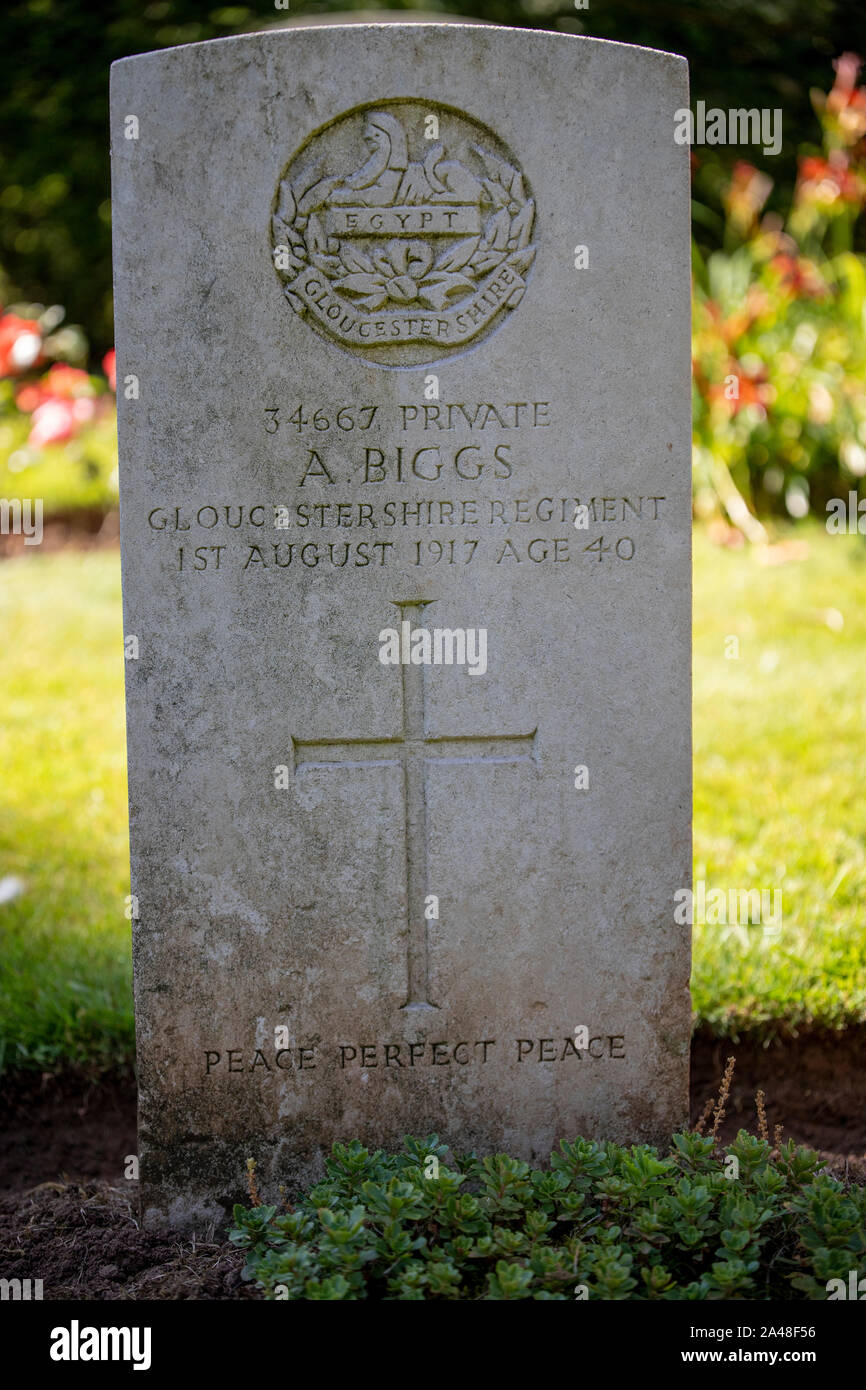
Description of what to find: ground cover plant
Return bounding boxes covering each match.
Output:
[231,1117,866,1300]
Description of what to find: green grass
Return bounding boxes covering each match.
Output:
[1,523,865,1071]
[0,549,132,1071]
[692,522,866,1036]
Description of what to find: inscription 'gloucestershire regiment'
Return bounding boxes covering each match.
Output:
[147,497,667,530]
[144,493,667,574]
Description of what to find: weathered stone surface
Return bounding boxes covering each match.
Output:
[111,24,692,1232]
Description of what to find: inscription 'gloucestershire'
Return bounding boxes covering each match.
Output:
[271,101,536,366]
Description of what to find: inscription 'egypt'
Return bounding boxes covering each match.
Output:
[272,101,536,364]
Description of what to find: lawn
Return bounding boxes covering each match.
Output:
[1,523,864,1071]
[691,523,866,1036]
[0,548,132,1071]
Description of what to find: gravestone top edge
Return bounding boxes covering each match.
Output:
[109,25,688,76]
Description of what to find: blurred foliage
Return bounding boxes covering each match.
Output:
[3,8,866,527]
[692,52,866,527]
[0,0,865,357]
[0,302,116,514]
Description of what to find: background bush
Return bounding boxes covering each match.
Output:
[1,0,863,359]
[4,5,866,527]
[693,54,866,527]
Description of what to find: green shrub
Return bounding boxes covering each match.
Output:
[229,1131,866,1300]
[692,54,866,532]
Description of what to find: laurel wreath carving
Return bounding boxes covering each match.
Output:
[272,144,535,317]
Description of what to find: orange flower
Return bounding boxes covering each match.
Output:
[16,362,94,409]
[723,162,772,234]
[796,152,864,207]
[706,361,772,417]
[15,383,45,412]
[39,363,94,398]
[826,52,866,143]
[769,252,827,298]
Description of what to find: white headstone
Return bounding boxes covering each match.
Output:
[111,24,692,1230]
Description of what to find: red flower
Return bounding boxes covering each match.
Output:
[102,349,116,392]
[28,399,77,447]
[0,314,43,375]
[40,363,93,398]
[15,361,104,447]
[706,361,772,417]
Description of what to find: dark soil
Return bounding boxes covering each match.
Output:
[0,1068,137,1197]
[0,507,118,557]
[1,1028,863,1299]
[0,1182,258,1300]
[690,1026,866,1174]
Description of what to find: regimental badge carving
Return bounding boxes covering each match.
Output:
[271,101,537,366]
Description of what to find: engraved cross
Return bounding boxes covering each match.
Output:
[291,600,538,1010]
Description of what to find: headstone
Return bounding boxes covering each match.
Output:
[111,24,692,1231]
